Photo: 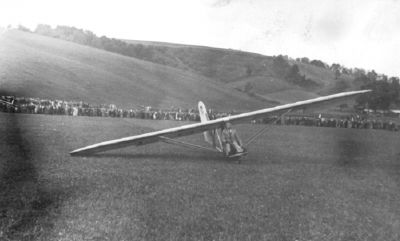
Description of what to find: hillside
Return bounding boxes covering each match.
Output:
[122,39,359,102]
[24,25,363,105]
[124,39,277,83]
[0,30,269,111]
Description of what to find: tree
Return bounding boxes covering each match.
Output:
[342,67,350,75]
[367,70,378,82]
[334,69,341,80]
[34,24,52,36]
[357,81,399,110]
[389,77,400,84]
[378,74,388,82]
[330,63,340,71]
[285,64,300,83]
[300,57,309,64]
[352,68,366,78]
[272,55,290,76]
[310,59,327,68]
[284,64,317,87]
[330,63,342,79]
[17,25,30,32]
[354,73,370,84]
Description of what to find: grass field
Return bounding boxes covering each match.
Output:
[1,112,400,241]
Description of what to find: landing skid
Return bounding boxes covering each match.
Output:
[227,151,248,158]
[224,151,247,164]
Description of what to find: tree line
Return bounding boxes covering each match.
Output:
[355,72,400,110]
[33,24,163,62]
[281,55,400,110]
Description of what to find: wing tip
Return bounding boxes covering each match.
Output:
[69,150,81,156]
[70,147,91,156]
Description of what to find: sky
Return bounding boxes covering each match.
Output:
[1,0,400,76]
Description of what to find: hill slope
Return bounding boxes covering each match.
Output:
[123,39,359,101]
[26,25,362,105]
[0,30,268,111]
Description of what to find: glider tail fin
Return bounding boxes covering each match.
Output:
[198,101,210,123]
[198,101,222,151]
[198,101,211,144]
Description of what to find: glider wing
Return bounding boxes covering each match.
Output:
[70,90,371,155]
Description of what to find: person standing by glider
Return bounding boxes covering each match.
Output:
[221,122,245,156]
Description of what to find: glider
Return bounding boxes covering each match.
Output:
[70,90,371,157]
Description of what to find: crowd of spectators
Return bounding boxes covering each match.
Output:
[1,96,398,131]
[0,97,212,121]
[278,115,398,131]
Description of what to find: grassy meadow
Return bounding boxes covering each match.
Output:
[1,112,400,240]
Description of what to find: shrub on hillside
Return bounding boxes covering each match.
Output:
[272,56,318,87]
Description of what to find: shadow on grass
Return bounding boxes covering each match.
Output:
[0,113,65,240]
[333,131,366,168]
